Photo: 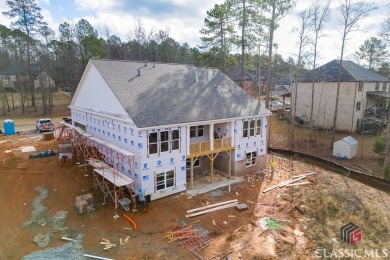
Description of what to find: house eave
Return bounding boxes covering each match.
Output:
[69,105,272,130]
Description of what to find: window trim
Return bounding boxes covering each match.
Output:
[190,125,204,138]
[148,129,181,155]
[155,169,175,191]
[245,151,257,168]
[243,119,262,138]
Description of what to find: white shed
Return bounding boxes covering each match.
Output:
[332,136,358,159]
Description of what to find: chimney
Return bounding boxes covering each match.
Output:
[137,69,141,76]
[195,71,199,82]
[145,60,148,67]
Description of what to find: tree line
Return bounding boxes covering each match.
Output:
[0,0,389,117]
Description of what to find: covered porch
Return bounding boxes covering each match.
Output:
[186,121,235,190]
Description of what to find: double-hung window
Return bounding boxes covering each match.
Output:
[160,131,169,153]
[171,130,180,150]
[148,132,158,154]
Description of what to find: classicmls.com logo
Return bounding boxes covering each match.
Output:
[315,223,388,258]
[340,222,362,245]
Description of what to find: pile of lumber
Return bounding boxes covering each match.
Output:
[262,172,316,193]
[185,199,239,218]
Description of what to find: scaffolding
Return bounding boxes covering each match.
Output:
[54,123,136,213]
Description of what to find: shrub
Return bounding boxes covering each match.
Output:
[373,132,386,155]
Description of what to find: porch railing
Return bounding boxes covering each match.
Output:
[189,137,232,154]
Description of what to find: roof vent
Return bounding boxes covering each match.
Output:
[145,60,148,67]
[137,69,141,76]
[153,64,155,68]
[195,70,199,82]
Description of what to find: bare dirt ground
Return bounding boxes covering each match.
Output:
[0,131,389,259]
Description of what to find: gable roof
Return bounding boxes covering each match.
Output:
[82,59,269,128]
[2,64,43,76]
[301,60,390,82]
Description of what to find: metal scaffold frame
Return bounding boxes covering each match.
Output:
[54,123,136,213]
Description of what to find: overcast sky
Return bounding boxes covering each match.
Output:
[0,0,388,66]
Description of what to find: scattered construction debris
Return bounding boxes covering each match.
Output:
[119,236,130,246]
[235,203,248,211]
[186,199,239,218]
[262,172,316,193]
[29,150,56,159]
[123,214,137,230]
[75,194,94,215]
[165,225,208,243]
[100,238,116,251]
[258,217,287,231]
[83,253,114,260]
[61,236,82,243]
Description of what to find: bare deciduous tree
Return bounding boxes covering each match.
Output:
[332,0,377,145]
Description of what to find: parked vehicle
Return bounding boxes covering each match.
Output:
[61,117,72,124]
[270,101,284,112]
[36,118,54,132]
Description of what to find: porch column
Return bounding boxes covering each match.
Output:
[186,126,190,155]
[209,123,214,151]
[190,157,194,189]
[210,153,214,183]
[230,121,235,146]
[228,151,232,178]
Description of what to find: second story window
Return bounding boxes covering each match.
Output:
[160,131,169,153]
[358,82,363,92]
[243,119,262,138]
[383,82,387,92]
[375,82,379,90]
[148,132,158,154]
[148,129,180,155]
[356,101,361,111]
[171,130,180,150]
[190,125,204,138]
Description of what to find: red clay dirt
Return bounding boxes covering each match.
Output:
[0,128,389,259]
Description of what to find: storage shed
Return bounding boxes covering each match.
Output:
[333,136,358,159]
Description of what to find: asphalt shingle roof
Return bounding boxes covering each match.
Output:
[91,60,268,128]
[301,60,390,82]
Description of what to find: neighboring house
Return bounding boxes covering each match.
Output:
[228,66,267,95]
[0,64,55,90]
[292,59,390,132]
[70,59,271,200]
[271,79,293,97]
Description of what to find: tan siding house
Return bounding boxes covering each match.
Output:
[292,60,390,133]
